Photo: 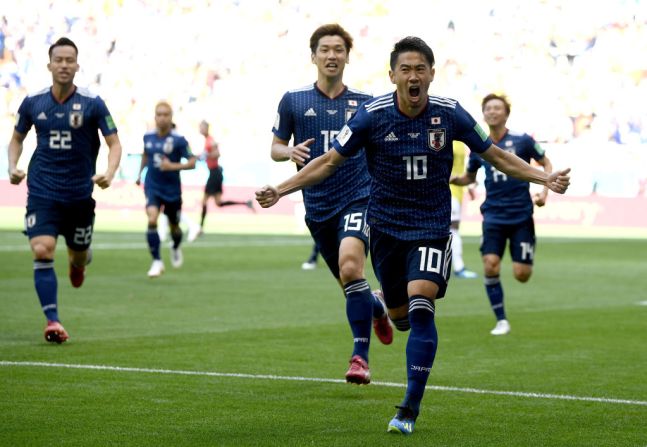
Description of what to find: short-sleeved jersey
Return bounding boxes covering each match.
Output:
[143,130,193,202]
[333,92,492,240]
[466,129,545,225]
[273,83,372,222]
[204,135,219,170]
[450,141,468,204]
[14,86,117,202]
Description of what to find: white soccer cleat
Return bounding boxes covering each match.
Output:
[301,261,317,270]
[187,225,201,243]
[490,319,511,335]
[147,260,165,278]
[171,247,183,268]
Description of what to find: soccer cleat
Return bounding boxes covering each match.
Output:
[170,247,183,268]
[187,225,201,243]
[345,355,371,385]
[69,249,92,288]
[301,260,317,270]
[490,319,511,335]
[44,320,69,344]
[454,268,478,279]
[387,406,417,435]
[147,260,165,278]
[372,290,393,345]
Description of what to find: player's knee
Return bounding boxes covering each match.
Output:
[338,259,363,283]
[514,268,532,283]
[31,242,53,259]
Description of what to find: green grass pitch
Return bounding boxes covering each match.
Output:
[1,230,645,446]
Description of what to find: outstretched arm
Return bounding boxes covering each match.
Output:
[8,130,27,185]
[256,149,346,208]
[532,155,553,206]
[449,171,477,187]
[481,144,570,194]
[93,132,122,189]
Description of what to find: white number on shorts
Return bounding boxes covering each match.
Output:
[73,225,93,245]
[418,246,442,273]
[343,212,363,231]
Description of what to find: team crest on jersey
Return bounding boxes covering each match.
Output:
[428,128,446,151]
[69,111,83,128]
[345,108,356,122]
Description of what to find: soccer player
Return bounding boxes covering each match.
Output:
[257,36,570,435]
[450,141,478,279]
[7,37,122,343]
[136,102,196,277]
[270,23,392,384]
[450,93,553,336]
[198,120,254,235]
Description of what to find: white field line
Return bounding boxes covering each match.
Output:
[2,360,646,407]
[0,237,311,252]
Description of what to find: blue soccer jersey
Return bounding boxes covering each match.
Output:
[14,87,117,202]
[273,83,372,222]
[142,131,192,202]
[333,93,492,240]
[467,130,545,225]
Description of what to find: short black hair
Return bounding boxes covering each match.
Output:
[48,37,78,60]
[390,36,435,70]
[310,23,353,55]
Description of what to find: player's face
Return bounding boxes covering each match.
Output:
[389,51,435,113]
[155,105,173,133]
[311,35,348,80]
[47,46,79,86]
[483,99,509,127]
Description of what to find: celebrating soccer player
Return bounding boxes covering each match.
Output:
[257,36,570,435]
[270,24,393,385]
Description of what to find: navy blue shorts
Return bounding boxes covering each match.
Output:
[480,218,536,264]
[145,191,182,225]
[24,195,96,251]
[370,228,452,309]
[305,200,370,279]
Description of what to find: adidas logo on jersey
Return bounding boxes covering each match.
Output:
[37,112,47,120]
[384,132,399,142]
[304,108,317,116]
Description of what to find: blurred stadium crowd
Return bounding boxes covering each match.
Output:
[1,0,646,196]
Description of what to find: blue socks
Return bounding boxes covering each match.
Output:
[485,275,506,320]
[371,292,386,319]
[147,226,161,260]
[403,295,438,416]
[344,279,373,362]
[34,259,58,321]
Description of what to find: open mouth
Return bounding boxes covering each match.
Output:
[409,85,421,99]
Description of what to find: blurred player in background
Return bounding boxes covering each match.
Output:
[451,93,553,336]
[270,23,392,385]
[136,101,196,278]
[7,37,122,343]
[197,119,254,236]
[301,241,320,270]
[450,141,478,279]
[258,37,570,435]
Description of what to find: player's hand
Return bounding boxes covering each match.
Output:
[159,157,172,171]
[9,168,26,185]
[289,138,315,167]
[546,168,571,194]
[533,191,547,207]
[255,185,280,208]
[467,183,477,200]
[92,172,114,189]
